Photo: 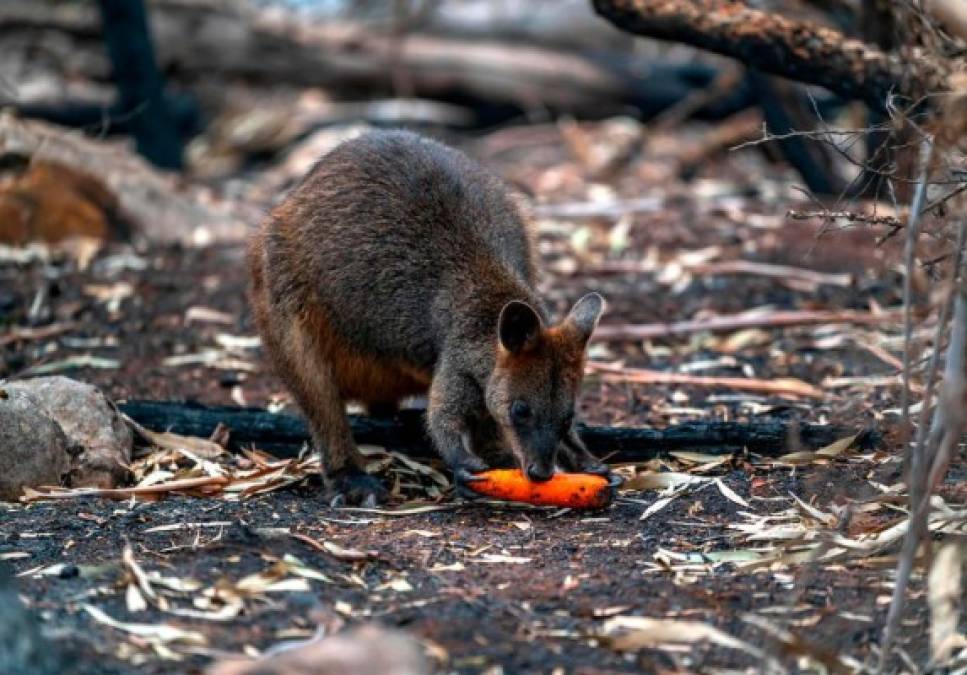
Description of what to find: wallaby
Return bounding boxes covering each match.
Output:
[248,130,608,505]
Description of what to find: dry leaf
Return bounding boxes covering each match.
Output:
[640,496,676,522]
[601,615,763,658]
[816,431,862,457]
[772,431,860,466]
[83,605,207,645]
[715,479,750,508]
[125,415,227,460]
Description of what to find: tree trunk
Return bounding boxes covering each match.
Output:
[96,0,182,169]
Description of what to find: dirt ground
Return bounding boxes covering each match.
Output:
[1,123,961,673]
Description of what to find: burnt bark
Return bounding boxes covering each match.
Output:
[591,0,949,113]
[747,71,847,195]
[96,0,182,169]
[118,400,877,461]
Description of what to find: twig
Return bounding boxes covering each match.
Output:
[592,308,901,342]
[877,228,966,672]
[856,339,906,371]
[923,183,967,215]
[786,210,903,228]
[925,284,967,493]
[914,218,966,501]
[731,104,961,186]
[731,126,885,152]
[587,361,824,398]
[0,322,76,348]
[901,137,935,428]
[19,475,232,502]
[291,532,382,562]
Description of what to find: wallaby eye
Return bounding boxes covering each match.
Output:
[510,400,532,423]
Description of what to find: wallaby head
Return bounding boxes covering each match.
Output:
[484,293,605,482]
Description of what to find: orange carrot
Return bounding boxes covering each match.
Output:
[467,469,612,509]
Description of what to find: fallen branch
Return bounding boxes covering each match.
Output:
[116,400,877,461]
[587,361,825,398]
[574,259,852,288]
[592,308,901,342]
[691,261,852,287]
[591,0,950,113]
[531,196,664,219]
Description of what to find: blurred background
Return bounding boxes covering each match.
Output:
[0,0,870,192]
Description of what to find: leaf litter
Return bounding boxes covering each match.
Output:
[2,110,964,674]
[35,417,921,670]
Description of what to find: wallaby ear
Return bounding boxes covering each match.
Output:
[497,301,542,354]
[564,293,605,345]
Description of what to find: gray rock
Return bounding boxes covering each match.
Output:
[0,386,71,501]
[2,377,132,491]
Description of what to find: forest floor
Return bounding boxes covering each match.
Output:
[1,120,963,673]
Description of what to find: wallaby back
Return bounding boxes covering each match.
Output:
[253,130,541,369]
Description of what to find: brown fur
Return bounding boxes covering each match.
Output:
[248,130,605,500]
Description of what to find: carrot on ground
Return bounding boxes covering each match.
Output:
[467,469,612,509]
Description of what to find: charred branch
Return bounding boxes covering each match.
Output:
[591,0,950,113]
[117,400,877,461]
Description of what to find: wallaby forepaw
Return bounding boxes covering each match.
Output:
[560,452,622,489]
[582,462,623,490]
[451,460,488,501]
[580,460,610,476]
[327,468,389,507]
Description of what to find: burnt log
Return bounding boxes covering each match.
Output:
[591,0,950,113]
[118,400,877,461]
